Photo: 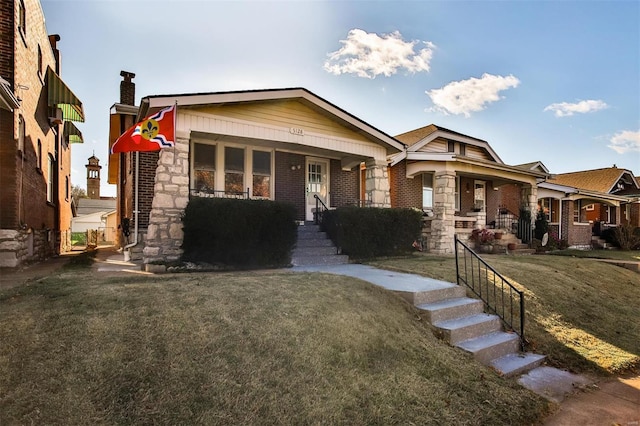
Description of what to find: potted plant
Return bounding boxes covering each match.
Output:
[470,228,495,253]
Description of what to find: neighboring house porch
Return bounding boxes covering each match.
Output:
[389,125,548,254]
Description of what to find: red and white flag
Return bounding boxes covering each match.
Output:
[111,104,176,154]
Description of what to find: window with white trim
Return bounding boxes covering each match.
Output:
[422,173,433,209]
[224,146,244,194]
[193,143,216,192]
[252,150,271,198]
[573,200,581,222]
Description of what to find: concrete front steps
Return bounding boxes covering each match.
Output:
[291,223,349,266]
[492,231,536,256]
[407,283,545,377]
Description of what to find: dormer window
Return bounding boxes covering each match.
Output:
[459,143,466,156]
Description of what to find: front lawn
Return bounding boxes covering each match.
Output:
[369,253,640,376]
[0,267,552,425]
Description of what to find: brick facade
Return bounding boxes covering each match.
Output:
[329,159,359,208]
[275,151,305,221]
[0,0,79,267]
[389,161,421,208]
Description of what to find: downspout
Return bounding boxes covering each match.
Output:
[123,151,139,260]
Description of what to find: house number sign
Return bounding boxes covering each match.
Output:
[289,127,305,136]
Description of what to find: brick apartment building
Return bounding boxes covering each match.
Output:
[0,0,84,267]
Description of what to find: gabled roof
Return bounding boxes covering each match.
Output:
[547,167,639,194]
[515,161,550,174]
[76,198,117,216]
[393,124,502,164]
[137,87,405,154]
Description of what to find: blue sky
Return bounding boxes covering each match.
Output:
[41,0,639,197]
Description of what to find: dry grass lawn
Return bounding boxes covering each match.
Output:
[0,265,552,425]
[370,253,640,376]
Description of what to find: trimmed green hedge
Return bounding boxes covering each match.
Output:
[322,207,422,260]
[181,198,297,268]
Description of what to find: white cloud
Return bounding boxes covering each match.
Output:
[426,73,520,117]
[608,130,640,154]
[544,99,609,117]
[324,29,435,79]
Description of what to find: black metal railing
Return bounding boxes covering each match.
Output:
[190,188,250,199]
[495,206,517,231]
[313,194,329,225]
[516,218,533,244]
[454,235,526,351]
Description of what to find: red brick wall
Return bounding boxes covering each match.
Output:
[389,161,421,208]
[0,0,14,82]
[138,151,159,228]
[275,151,305,221]
[0,108,17,228]
[498,183,521,215]
[330,159,358,207]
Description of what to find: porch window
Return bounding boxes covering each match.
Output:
[539,198,552,222]
[193,143,216,192]
[252,150,271,198]
[422,173,433,209]
[224,146,245,193]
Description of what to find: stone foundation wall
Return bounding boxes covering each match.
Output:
[0,228,54,267]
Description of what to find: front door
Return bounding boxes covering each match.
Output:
[306,158,329,221]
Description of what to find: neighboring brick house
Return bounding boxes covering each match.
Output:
[535,167,640,247]
[389,125,547,254]
[108,75,404,263]
[0,0,84,267]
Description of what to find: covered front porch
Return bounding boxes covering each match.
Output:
[401,158,547,254]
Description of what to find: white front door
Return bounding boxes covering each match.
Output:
[306,158,329,221]
[474,180,486,212]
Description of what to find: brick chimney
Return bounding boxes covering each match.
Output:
[120,71,136,105]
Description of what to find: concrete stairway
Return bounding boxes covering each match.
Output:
[493,232,536,255]
[291,223,349,266]
[406,283,545,377]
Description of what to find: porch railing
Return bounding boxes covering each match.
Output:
[190,188,250,199]
[454,235,526,351]
[313,194,329,225]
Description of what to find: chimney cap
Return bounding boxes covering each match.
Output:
[120,70,136,81]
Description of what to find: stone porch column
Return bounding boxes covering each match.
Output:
[430,171,456,254]
[364,159,390,207]
[143,136,190,264]
[521,184,538,224]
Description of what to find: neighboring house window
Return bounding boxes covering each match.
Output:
[18,115,25,151]
[47,155,54,203]
[459,143,466,156]
[447,141,455,153]
[224,146,244,193]
[455,176,460,211]
[422,173,433,209]
[585,204,594,211]
[573,200,581,222]
[18,0,26,36]
[193,143,216,192]
[252,150,271,198]
[539,198,551,221]
[37,139,42,170]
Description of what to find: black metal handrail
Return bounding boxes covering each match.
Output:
[454,235,526,351]
[190,188,250,199]
[496,206,517,231]
[313,194,329,225]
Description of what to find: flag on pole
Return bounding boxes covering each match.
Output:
[111,104,176,154]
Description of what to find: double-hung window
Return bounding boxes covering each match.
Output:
[422,173,433,209]
[224,147,244,194]
[193,143,216,192]
[252,150,271,198]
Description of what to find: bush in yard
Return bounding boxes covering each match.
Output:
[534,206,549,241]
[322,207,422,260]
[613,224,640,250]
[181,197,297,268]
